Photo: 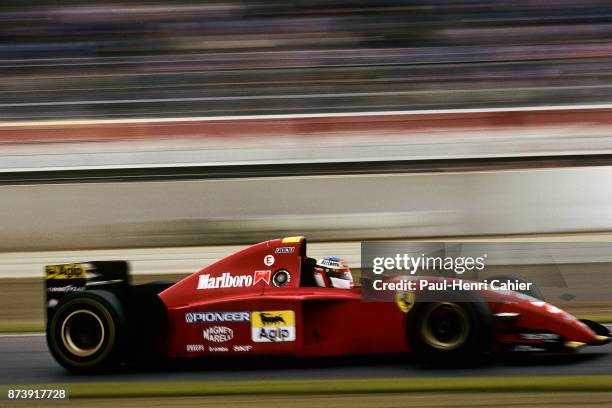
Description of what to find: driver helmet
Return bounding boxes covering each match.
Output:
[314,256,354,289]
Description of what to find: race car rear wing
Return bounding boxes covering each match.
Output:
[45,261,130,316]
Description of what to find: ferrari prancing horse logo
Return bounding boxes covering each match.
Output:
[396,291,415,313]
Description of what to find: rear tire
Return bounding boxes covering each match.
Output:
[407,291,491,364]
[46,290,125,373]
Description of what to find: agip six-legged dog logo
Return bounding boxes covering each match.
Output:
[259,312,286,325]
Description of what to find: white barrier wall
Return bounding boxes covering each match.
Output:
[0,166,611,251]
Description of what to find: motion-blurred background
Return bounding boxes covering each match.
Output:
[3,0,612,118]
[1,0,612,327]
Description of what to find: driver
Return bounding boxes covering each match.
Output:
[314,256,354,289]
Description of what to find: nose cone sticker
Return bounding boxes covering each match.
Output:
[251,310,295,342]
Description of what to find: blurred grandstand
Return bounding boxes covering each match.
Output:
[2,1,612,119]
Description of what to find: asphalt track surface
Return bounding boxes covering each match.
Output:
[2,332,612,385]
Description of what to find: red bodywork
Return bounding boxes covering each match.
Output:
[158,237,605,358]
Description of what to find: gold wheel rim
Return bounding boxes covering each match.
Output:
[420,302,470,350]
[60,309,105,357]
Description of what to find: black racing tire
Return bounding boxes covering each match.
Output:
[407,291,491,364]
[481,274,544,300]
[46,290,125,373]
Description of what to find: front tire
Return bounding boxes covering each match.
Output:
[407,291,490,364]
[47,291,125,373]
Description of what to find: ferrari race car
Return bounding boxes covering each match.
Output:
[45,236,610,372]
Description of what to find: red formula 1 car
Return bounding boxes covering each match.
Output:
[44,237,610,372]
